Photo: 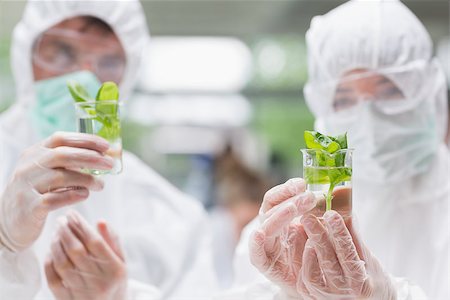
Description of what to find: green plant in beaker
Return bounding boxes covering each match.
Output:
[301,131,353,217]
[69,81,122,175]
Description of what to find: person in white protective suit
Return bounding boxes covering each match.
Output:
[225,0,449,299]
[0,0,218,299]
[304,0,449,298]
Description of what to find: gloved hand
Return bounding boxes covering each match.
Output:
[298,210,397,300]
[45,210,127,300]
[0,132,113,252]
[249,178,317,297]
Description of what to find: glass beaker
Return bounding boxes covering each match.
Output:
[300,148,353,218]
[74,100,122,175]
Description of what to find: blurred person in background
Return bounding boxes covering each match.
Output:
[228,0,449,299]
[0,0,219,299]
[210,145,270,288]
[267,152,289,185]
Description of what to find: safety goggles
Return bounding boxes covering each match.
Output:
[305,59,440,117]
[332,71,406,111]
[32,28,126,83]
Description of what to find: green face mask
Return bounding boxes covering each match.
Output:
[30,70,101,138]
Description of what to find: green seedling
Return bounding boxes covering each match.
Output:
[67,81,120,141]
[304,131,352,211]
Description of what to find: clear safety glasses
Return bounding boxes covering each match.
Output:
[304,59,439,117]
[331,70,406,112]
[32,28,126,83]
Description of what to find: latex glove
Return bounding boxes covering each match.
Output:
[45,210,127,300]
[299,210,397,300]
[249,178,317,297]
[0,132,113,252]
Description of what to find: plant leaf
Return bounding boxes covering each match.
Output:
[304,131,340,154]
[67,80,93,103]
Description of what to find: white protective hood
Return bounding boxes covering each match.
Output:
[304,0,448,143]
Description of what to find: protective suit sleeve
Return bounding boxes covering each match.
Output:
[127,279,162,300]
[0,246,41,299]
[393,276,428,300]
[216,276,427,300]
[162,208,221,299]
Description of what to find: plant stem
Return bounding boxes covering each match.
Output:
[326,182,335,211]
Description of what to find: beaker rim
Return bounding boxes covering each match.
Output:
[73,100,123,107]
[300,148,354,154]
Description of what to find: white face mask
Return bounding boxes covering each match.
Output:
[318,101,438,183]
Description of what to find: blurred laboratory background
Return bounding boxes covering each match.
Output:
[0,1,449,283]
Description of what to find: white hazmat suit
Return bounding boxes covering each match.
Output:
[304,0,449,299]
[0,0,218,299]
[226,1,448,299]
